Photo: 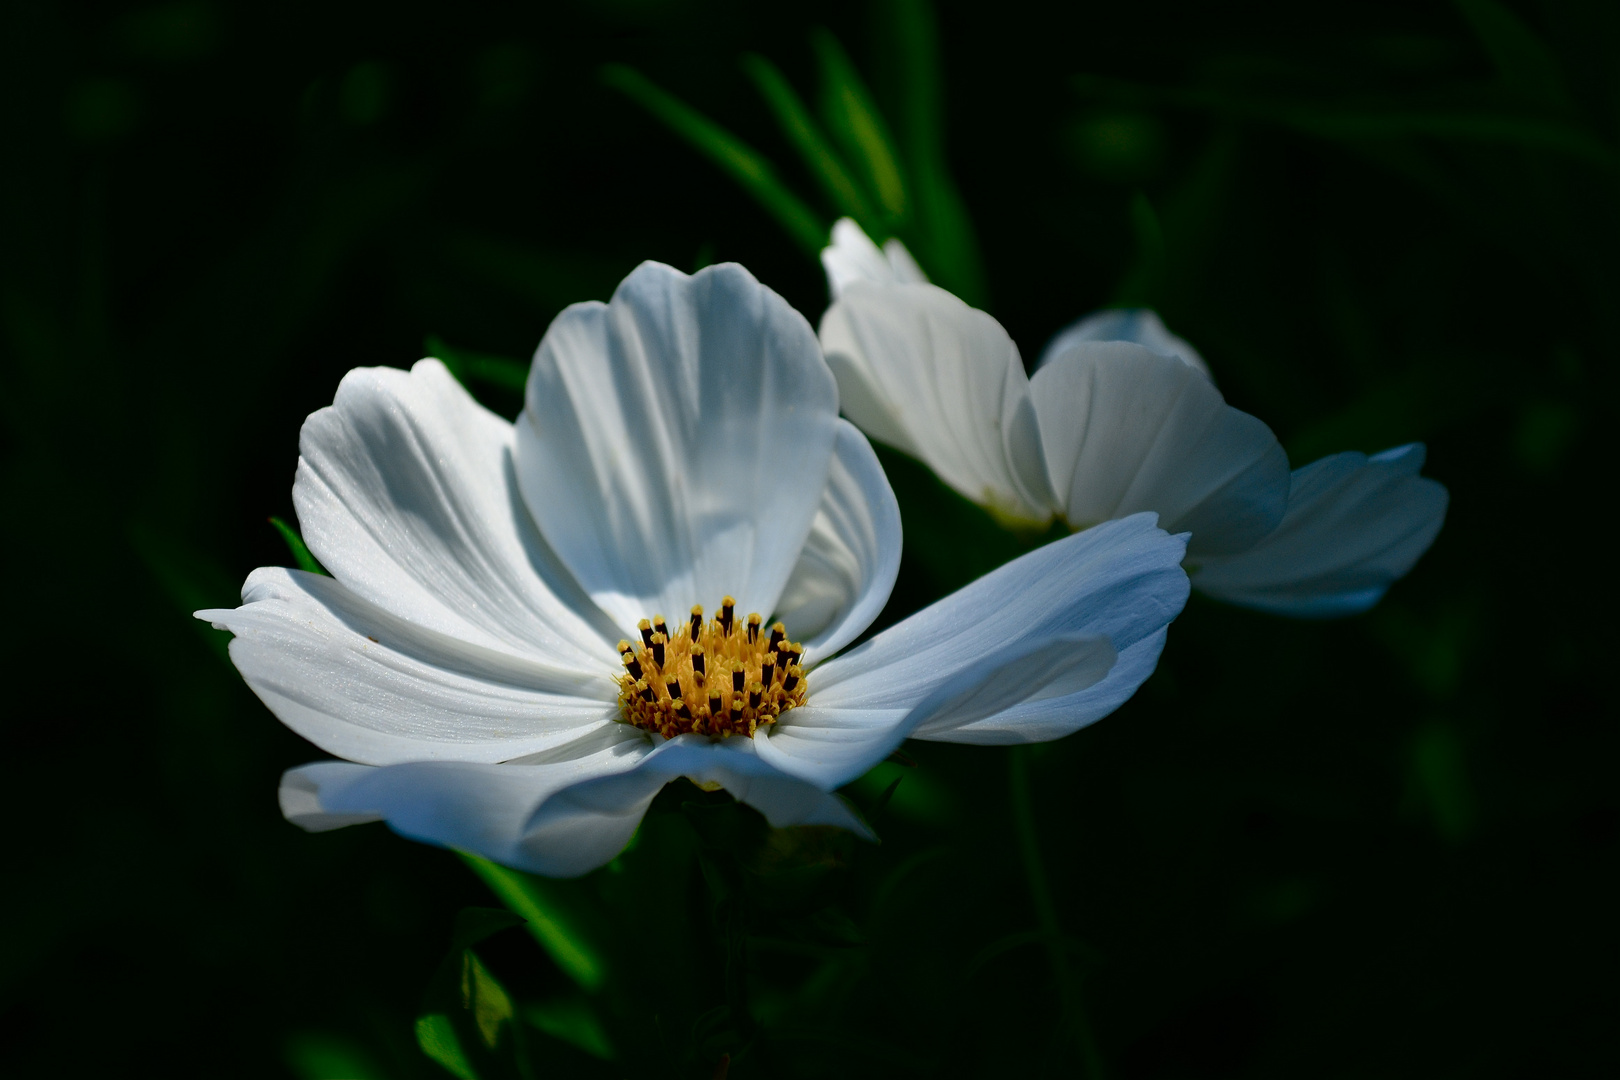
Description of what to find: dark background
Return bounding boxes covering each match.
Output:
[2,0,1615,1076]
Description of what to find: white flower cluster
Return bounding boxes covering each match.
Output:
[821,219,1447,617]
[199,231,1444,877]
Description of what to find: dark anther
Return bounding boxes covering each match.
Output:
[638,619,654,648]
[623,654,643,681]
[651,633,665,668]
[709,693,723,714]
[653,615,669,641]
[782,667,801,693]
[732,668,745,693]
[691,646,705,676]
[666,677,681,699]
[749,686,762,710]
[761,662,774,685]
[720,597,735,636]
[638,682,654,703]
[746,613,761,644]
[730,697,743,721]
[769,622,785,649]
[675,700,693,721]
[690,606,704,640]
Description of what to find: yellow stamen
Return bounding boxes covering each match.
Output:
[616,596,807,738]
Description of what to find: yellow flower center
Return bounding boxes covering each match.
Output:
[615,596,807,739]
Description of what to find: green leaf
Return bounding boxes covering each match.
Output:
[849,761,953,825]
[872,0,989,306]
[811,29,909,222]
[425,335,529,394]
[1453,0,1573,113]
[461,949,516,1050]
[458,853,606,991]
[268,516,326,576]
[418,942,532,1079]
[524,997,617,1060]
[416,1012,479,1080]
[740,53,877,227]
[600,63,826,255]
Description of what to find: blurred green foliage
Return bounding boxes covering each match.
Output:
[2,0,1615,1077]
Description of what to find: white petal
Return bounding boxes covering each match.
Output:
[818,282,1055,523]
[820,218,927,300]
[775,420,902,665]
[1192,443,1448,617]
[1031,342,1290,557]
[197,568,620,765]
[516,262,839,638]
[1038,307,1210,377]
[278,726,653,877]
[755,514,1189,786]
[905,633,1117,738]
[524,735,873,876]
[293,359,617,671]
[922,629,1166,745]
[883,238,928,286]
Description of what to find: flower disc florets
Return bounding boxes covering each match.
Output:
[616,596,807,739]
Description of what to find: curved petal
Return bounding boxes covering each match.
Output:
[516,262,839,638]
[1031,342,1289,557]
[818,282,1054,523]
[1192,443,1448,617]
[755,514,1189,786]
[293,359,618,670]
[918,629,1166,745]
[197,568,620,766]
[775,420,902,665]
[278,725,653,877]
[821,218,928,299]
[525,735,874,876]
[1038,308,1210,377]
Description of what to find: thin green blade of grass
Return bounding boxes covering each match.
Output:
[269,516,327,576]
[868,2,989,306]
[425,334,529,394]
[811,29,909,223]
[459,852,607,992]
[740,52,878,228]
[601,63,826,256]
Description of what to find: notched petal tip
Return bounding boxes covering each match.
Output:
[518,255,840,637]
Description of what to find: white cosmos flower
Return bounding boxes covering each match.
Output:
[197,261,1191,877]
[819,219,1448,618]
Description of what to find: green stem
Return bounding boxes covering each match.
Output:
[1008,745,1105,1078]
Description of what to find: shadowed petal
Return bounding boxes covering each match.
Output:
[198,568,620,766]
[516,262,839,637]
[1192,443,1448,616]
[819,282,1054,523]
[1038,308,1210,377]
[776,420,902,665]
[754,515,1189,787]
[1031,342,1289,557]
[522,735,873,876]
[293,359,618,670]
[278,725,653,875]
